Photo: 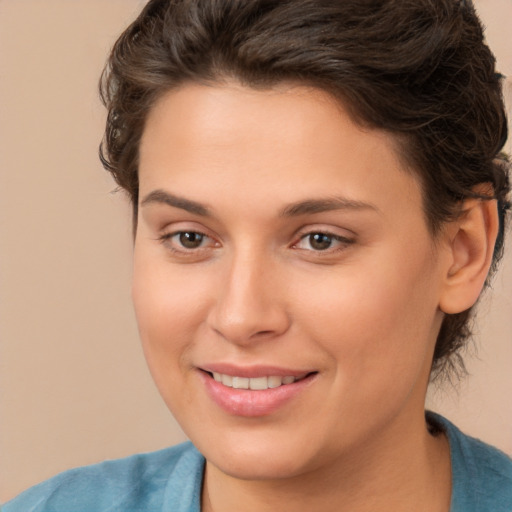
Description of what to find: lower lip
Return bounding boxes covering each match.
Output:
[199,371,316,417]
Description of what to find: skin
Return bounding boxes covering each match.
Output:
[133,82,497,511]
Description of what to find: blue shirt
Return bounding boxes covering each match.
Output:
[3,414,512,511]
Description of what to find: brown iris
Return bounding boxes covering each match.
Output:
[179,232,204,249]
[309,233,333,250]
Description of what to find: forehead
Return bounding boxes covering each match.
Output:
[138,82,423,222]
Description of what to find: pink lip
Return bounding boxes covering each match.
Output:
[200,363,312,379]
[198,367,317,417]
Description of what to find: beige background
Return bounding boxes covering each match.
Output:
[0,0,511,502]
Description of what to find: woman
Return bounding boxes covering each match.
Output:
[4,0,511,511]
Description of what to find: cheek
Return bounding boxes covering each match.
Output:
[131,252,209,386]
[293,245,441,386]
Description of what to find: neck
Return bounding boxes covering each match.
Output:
[202,413,451,512]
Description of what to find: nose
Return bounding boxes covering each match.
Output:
[207,250,291,345]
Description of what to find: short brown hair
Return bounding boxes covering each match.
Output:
[99,0,510,379]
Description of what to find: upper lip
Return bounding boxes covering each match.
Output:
[199,363,315,379]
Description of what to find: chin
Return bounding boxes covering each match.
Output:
[210,449,310,481]
[190,426,325,481]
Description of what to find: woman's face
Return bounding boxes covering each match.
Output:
[133,83,449,479]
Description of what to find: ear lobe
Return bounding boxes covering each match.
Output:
[439,198,499,314]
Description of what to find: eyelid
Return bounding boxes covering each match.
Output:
[155,222,354,256]
[157,219,216,240]
[160,229,217,245]
[156,222,221,257]
[292,226,355,252]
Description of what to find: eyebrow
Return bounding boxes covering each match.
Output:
[279,197,379,217]
[140,189,379,218]
[141,189,211,216]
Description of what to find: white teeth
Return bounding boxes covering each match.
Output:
[267,376,283,388]
[232,376,249,389]
[212,373,299,390]
[221,374,233,386]
[249,377,268,390]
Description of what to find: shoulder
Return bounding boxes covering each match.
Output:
[2,441,204,512]
[428,412,512,512]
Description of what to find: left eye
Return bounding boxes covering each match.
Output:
[295,232,350,251]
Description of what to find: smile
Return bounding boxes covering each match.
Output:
[200,368,317,417]
[211,373,304,390]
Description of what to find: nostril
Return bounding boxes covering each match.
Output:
[253,330,274,338]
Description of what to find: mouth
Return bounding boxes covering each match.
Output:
[205,371,312,390]
[199,367,318,417]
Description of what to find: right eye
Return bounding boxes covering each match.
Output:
[174,231,206,249]
[158,230,217,253]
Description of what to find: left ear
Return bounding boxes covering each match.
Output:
[439,196,499,315]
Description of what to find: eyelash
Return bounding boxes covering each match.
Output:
[158,228,354,256]
[293,231,354,253]
[157,231,216,253]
